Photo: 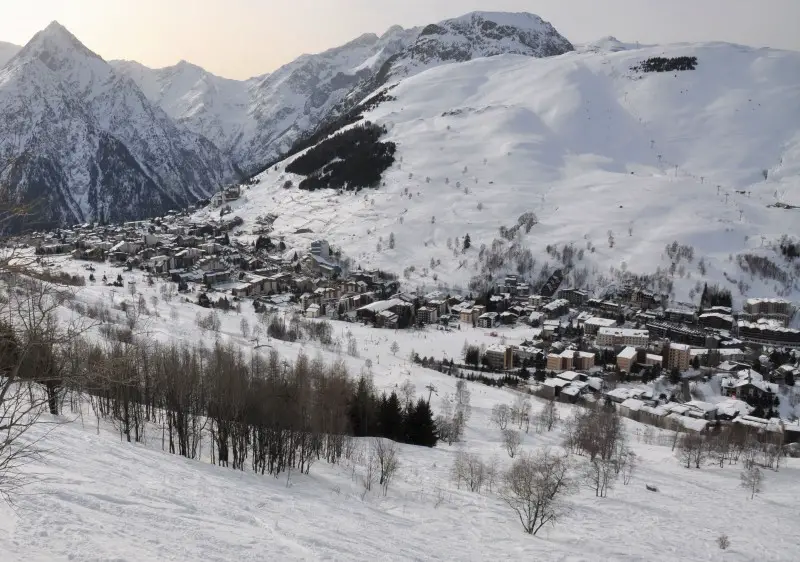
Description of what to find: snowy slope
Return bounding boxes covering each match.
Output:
[0,22,237,228]
[2,261,800,560]
[0,40,20,67]
[117,12,573,174]
[204,42,800,306]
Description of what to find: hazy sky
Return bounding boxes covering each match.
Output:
[0,0,797,79]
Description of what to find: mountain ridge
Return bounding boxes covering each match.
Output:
[113,11,574,174]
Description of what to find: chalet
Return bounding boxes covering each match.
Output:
[558,288,589,306]
[630,288,657,309]
[377,310,399,329]
[541,377,571,399]
[683,400,717,420]
[542,298,570,319]
[500,311,518,325]
[714,399,753,421]
[698,312,733,331]
[417,306,438,325]
[664,308,697,324]
[478,312,499,328]
[305,303,321,319]
[302,254,341,278]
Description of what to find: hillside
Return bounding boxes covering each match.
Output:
[202,42,800,306]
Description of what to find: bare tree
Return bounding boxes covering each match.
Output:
[511,395,531,431]
[399,379,415,408]
[0,276,88,503]
[582,458,617,498]
[621,449,637,485]
[717,534,730,550]
[362,446,379,495]
[390,341,399,356]
[490,403,511,430]
[499,449,574,535]
[451,450,486,492]
[240,317,250,339]
[677,433,708,469]
[740,465,763,499]
[373,438,400,496]
[503,429,522,458]
[538,400,559,432]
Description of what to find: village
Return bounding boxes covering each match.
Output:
[22,197,800,449]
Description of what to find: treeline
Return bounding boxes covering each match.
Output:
[631,56,698,73]
[779,236,799,260]
[700,283,732,309]
[737,253,789,285]
[248,87,397,180]
[5,323,437,478]
[287,122,396,192]
[348,376,438,447]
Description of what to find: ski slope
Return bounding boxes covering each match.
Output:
[2,261,800,561]
[203,42,800,305]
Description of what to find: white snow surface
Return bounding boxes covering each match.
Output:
[201,42,800,305]
[1,261,800,560]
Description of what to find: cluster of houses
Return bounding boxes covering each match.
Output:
[25,212,800,440]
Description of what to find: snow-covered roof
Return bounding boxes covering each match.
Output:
[684,400,717,413]
[358,299,404,313]
[483,342,510,355]
[667,413,708,432]
[597,327,649,338]
[561,382,588,397]
[715,399,753,418]
[621,398,645,412]
[557,371,584,382]
[618,346,637,360]
[584,317,617,327]
[543,377,571,388]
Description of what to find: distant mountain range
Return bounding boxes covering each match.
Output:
[112,11,574,175]
[0,12,574,228]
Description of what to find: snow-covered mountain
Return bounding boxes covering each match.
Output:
[113,26,420,173]
[0,22,237,228]
[377,11,574,84]
[197,41,800,306]
[115,12,573,174]
[110,58,253,162]
[0,40,20,67]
